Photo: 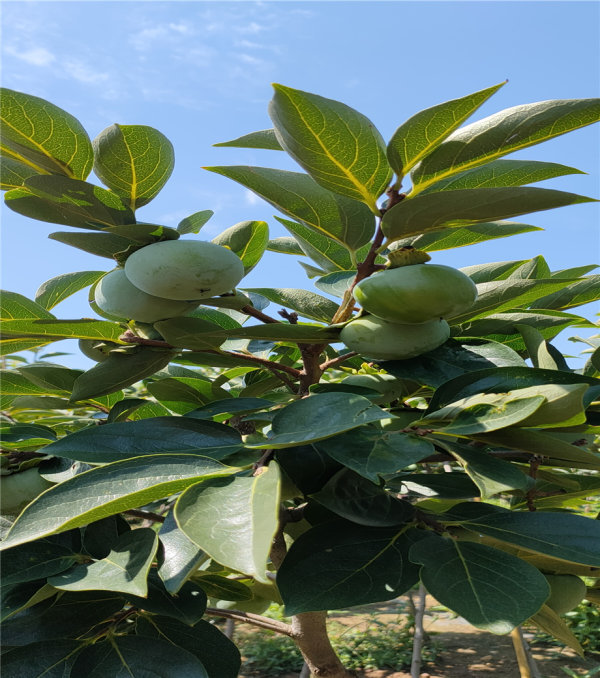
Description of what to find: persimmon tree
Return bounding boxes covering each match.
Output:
[1,83,600,678]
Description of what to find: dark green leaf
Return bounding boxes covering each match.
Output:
[2,640,83,678]
[177,209,213,234]
[269,84,392,210]
[205,166,375,250]
[1,454,237,549]
[185,397,272,420]
[382,186,595,242]
[1,87,93,180]
[214,128,283,150]
[1,538,79,586]
[212,220,269,273]
[5,175,134,229]
[34,271,104,310]
[147,376,231,414]
[410,536,549,633]
[387,82,505,178]
[411,97,600,193]
[93,124,175,209]
[243,287,339,322]
[277,522,424,614]
[48,230,134,258]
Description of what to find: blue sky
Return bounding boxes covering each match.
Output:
[1,1,599,366]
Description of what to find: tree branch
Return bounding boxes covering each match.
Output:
[204,607,293,636]
[123,509,166,523]
[241,305,281,324]
[319,352,358,372]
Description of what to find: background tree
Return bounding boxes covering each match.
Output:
[1,83,599,678]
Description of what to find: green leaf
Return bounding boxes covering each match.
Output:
[158,512,206,594]
[507,255,552,280]
[1,290,55,320]
[0,155,39,190]
[421,159,584,193]
[0,318,125,343]
[443,503,600,566]
[269,84,392,211]
[177,209,214,234]
[49,529,158,596]
[312,469,415,526]
[214,128,283,150]
[70,347,176,402]
[530,275,600,311]
[528,605,584,656]
[243,287,339,323]
[436,440,529,498]
[2,640,83,678]
[516,323,565,370]
[34,271,104,310]
[71,635,208,678]
[48,229,134,259]
[18,365,83,394]
[5,175,135,229]
[212,220,269,273]
[245,393,390,449]
[42,416,242,463]
[175,464,281,582]
[0,87,93,180]
[0,454,237,549]
[93,124,175,210]
[186,397,272,420]
[314,270,356,298]
[382,186,595,242]
[266,236,305,256]
[409,536,549,633]
[1,538,79,586]
[315,428,434,483]
[206,166,375,250]
[383,338,525,388]
[155,316,339,349]
[460,260,526,284]
[387,82,505,178]
[392,221,542,253]
[411,97,600,193]
[415,391,547,435]
[147,376,231,414]
[139,616,241,678]
[277,522,424,614]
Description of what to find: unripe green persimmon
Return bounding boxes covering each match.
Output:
[544,574,587,614]
[78,339,118,362]
[124,240,245,300]
[353,264,477,324]
[1,469,53,514]
[340,316,450,361]
[94,269,197,322]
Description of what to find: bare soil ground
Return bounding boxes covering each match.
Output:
[239,596,599,678]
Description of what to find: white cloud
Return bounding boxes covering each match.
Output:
[235,21,266,35]
[63,60,109,85]
[4,45,55,67]
[245,190,260,206]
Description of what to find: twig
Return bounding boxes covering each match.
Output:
[410,583,427,678]
[240,305,281,324]
[204,607,293,636]
[123,509,166,523]
[319,352,358,371]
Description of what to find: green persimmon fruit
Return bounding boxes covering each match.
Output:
[341,373,412,404]
[124,240,245,300]
[544,574,587,614]
[78,339,118,362]
[1,468,53,514]
[353,264,477,324]
[340,315,450,361]
[94,269,198,322]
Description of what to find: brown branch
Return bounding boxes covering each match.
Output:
[319,352,358,372]
[241,305,281,324]
[123,509,166,523]
[204,607,293,636]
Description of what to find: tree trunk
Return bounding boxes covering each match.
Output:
[290,611,357,678]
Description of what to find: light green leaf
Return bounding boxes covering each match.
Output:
[147,376,231,414]
[382,186,595,242]
[516,323,564,370]
[269,84,392,211]
[266,236,305,256]
[177,209,214,234]
[245,393,390,449]
[34,271,104,310]
[411,97,600,193]
[529,605,584,656]
[387,82,505,178]
[460,260,527,283]
[530,275,600,311]
[421,159,584,193]
[4,175,135,229]
[0,87,93,180]
[410,536,549,633]
[49,529,158,596]
[176,464,281,582]
[93,124,174,210]
[0,454,237,550]
[214,128,283,150]
[243,287,339,323]
[277,522,423,614]
[212,220,269,273]
[42,416,242,463]
[0,318,125,343]
[0,155,39,190]
[1,290,55,320]
[158,512,207,594]
[392,221,542,253]
[314,270,356,298]
[205,166,375,250]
